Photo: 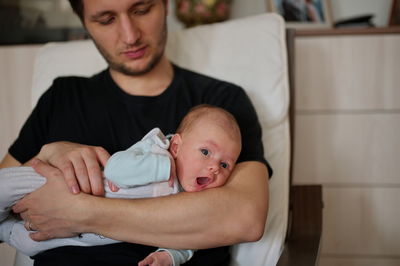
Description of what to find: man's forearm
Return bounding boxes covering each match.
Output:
[1,152,45,169]
[83,161,269,249]
[13,160,269,249]
[0,153,21,168]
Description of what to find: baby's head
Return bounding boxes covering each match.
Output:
[169,105,242,192]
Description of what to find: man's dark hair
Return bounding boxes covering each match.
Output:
[69,0,84,21]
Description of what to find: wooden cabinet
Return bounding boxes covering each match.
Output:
[292,28,400,265]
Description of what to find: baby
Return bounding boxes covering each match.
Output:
[0,104,242,266]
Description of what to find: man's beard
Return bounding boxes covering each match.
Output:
[92,20,167,76]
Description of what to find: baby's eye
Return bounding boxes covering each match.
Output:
[200,149,209,156]
[220,162,228,169]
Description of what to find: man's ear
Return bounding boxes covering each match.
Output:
[169,134,182,158]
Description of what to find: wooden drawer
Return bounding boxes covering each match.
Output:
[293,113,400,185]
[321,187,400,256]
[295,35,400,111]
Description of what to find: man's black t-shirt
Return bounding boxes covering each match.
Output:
[9,65,271,266]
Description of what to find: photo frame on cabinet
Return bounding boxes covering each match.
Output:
[0,0,86,45]
[389,0,400,26]
[267,0,332,28]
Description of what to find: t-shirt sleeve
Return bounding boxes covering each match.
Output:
[8,84,56,164]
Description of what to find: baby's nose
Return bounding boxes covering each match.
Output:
[208,162,220,174]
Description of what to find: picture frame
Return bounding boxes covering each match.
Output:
[0,0,86,45]
[389,0,400,26]
[267,0,332,28]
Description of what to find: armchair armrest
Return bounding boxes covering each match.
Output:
[277,185,323,266]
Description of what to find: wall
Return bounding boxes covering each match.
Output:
[331,0,392,26]
[0,45,39,160]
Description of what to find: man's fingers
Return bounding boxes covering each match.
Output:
[32,159,62,180]
[64,174,81,194]
[24,220,36,231]
[24,220,30,231]
[70,157,91,194]
[82,150,105,196]
[138,255,154,266]
[29,231,51,242]
[95,147,111,168]
[88,173,104,196]
[12,198,28,214]
[36,142,110,196]
[58,161,81,194]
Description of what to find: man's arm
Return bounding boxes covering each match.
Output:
[13,159,269,250]
[0,153,22,168]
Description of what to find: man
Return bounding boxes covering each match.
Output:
[0,0,270,265]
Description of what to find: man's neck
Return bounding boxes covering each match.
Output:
[109,56,174,96]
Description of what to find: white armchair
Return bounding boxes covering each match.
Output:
[14,13,322,266]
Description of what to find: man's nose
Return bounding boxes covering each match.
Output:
[119,16,141,45]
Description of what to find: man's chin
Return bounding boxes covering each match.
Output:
[110,56,162,76]
[108,62,148,76]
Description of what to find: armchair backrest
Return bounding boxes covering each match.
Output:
[25,13,290,266]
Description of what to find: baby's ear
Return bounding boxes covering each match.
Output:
[169,134,182,158]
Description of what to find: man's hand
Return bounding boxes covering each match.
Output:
[138,251,172,266]
[12,159,89,241]
[37,141,110,195]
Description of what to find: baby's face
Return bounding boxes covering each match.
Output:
[172,122,241,192]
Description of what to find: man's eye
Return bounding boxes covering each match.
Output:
[133,6,152,15]
[135,9,149,15]
[98,17,114,25]
[201,149,209,156]
[220,162,228,169]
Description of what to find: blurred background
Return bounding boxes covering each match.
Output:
[0,0,396,44]
[1,1,399,266]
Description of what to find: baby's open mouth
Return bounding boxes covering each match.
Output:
[196,177,210,186]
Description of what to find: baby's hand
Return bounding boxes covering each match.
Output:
[168,157,176,187]
[107,180,119,192]
[138,251,172,266]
